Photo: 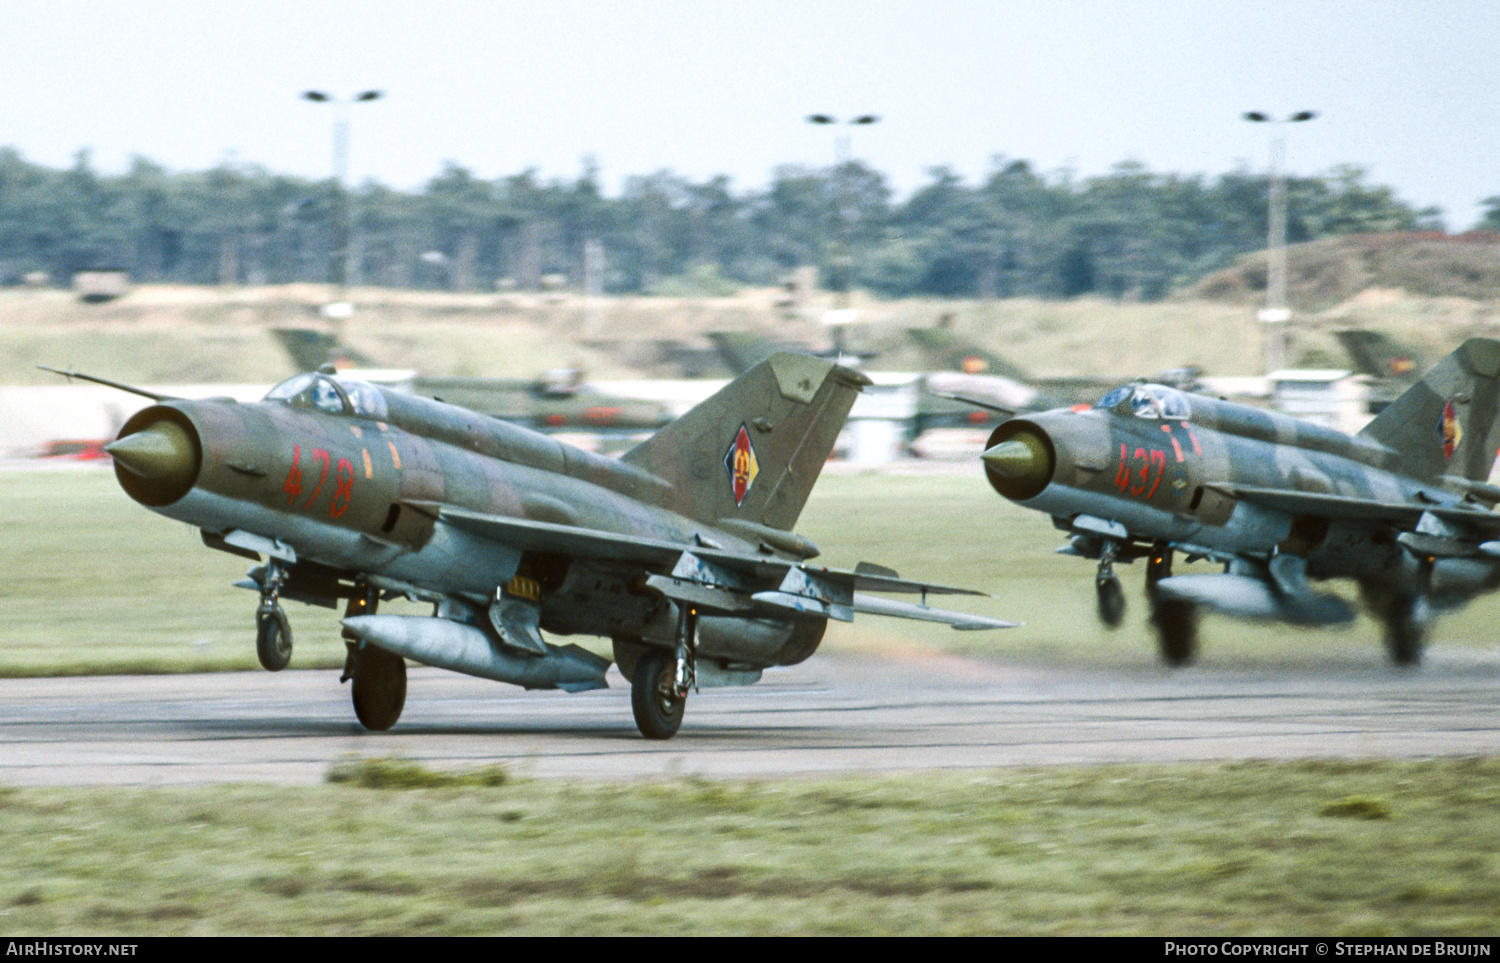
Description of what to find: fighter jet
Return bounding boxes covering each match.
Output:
[271,327,675,434]
[908,325,1204,416]
[51,354,1012,739]
[977,339,1500,666]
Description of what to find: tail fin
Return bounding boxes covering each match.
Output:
[622,353,869,530]
[906,327,1034,381]
[1361,338,1500,482]
[1333,328,1423,381]
[706,331,788,376]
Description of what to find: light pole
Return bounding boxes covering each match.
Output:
[303,89,383,308]
[1244,110,1316,372]
[807,114,879,359]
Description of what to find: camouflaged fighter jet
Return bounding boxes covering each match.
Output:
[977,338,1500,667]
[50,354,1013,739]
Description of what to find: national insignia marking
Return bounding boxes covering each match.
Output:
[1440,400,1462,461]
[723,424,759,506]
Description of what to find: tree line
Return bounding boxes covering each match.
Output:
[0,146,1451,300]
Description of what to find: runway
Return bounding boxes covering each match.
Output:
[2,649,1498,786]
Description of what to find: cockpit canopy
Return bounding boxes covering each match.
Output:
[264,373,388,419]
[1096,383,1190,420]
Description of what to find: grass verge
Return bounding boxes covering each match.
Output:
[0,758,1496,935]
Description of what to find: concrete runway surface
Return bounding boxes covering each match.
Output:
[2,649,1498,786]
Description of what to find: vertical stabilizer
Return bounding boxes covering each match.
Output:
[1361,338,1500,482]
[1333,329,1423,381]
[622,353,870,529]
[906,327,1033,381]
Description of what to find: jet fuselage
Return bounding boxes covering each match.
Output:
[985,384,1432,579]
[111,372,821,668]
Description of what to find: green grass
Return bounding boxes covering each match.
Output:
[0,758,1496,935]
[4,468,1499,676]
[0,469,345,675]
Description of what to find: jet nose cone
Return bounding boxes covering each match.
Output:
[981,426,1055,501]
[981,438,1043,480]
[107,422,195,487]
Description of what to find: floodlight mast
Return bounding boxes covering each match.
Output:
[1243,110,1317,372]
[806,114,880,361]
[302,90,384,305]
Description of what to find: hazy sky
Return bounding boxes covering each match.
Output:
[5,0,1498,227]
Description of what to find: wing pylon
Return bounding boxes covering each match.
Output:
[425,503,1017,631]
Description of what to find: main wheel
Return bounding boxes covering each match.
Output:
[1096,575,1126,628]
[255,606,293,672]
[351,644,407,731]
[631,648,685,740]
[1152,598,1199,667]
[1360,582,1428,668]
[1381,595,1426,667]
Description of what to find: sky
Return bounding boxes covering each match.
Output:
[4,0,1498,228]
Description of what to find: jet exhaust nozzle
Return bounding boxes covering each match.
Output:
[342,614,611,692]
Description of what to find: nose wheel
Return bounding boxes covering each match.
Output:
[1095,574,1125,627]
[255,561,293,671]
[1095,543,1125,628]
[255,605,293,671]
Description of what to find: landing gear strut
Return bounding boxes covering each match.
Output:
[631,605,696,740]
[255,561,293,672]
[1095,543,1125,628]
[1146,545,1197,666]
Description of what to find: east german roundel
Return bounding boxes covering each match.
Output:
[1440,400,1462,461]
[723,424,759,506]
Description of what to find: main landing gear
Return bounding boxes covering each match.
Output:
[340,587,407,731]
[631,605,697,740]
[350,645,407,731]
[1146,545,1197,667]
[1360,580,1429,668]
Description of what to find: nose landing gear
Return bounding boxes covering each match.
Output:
[1095,543,1126,628]
[255,561,293,672]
